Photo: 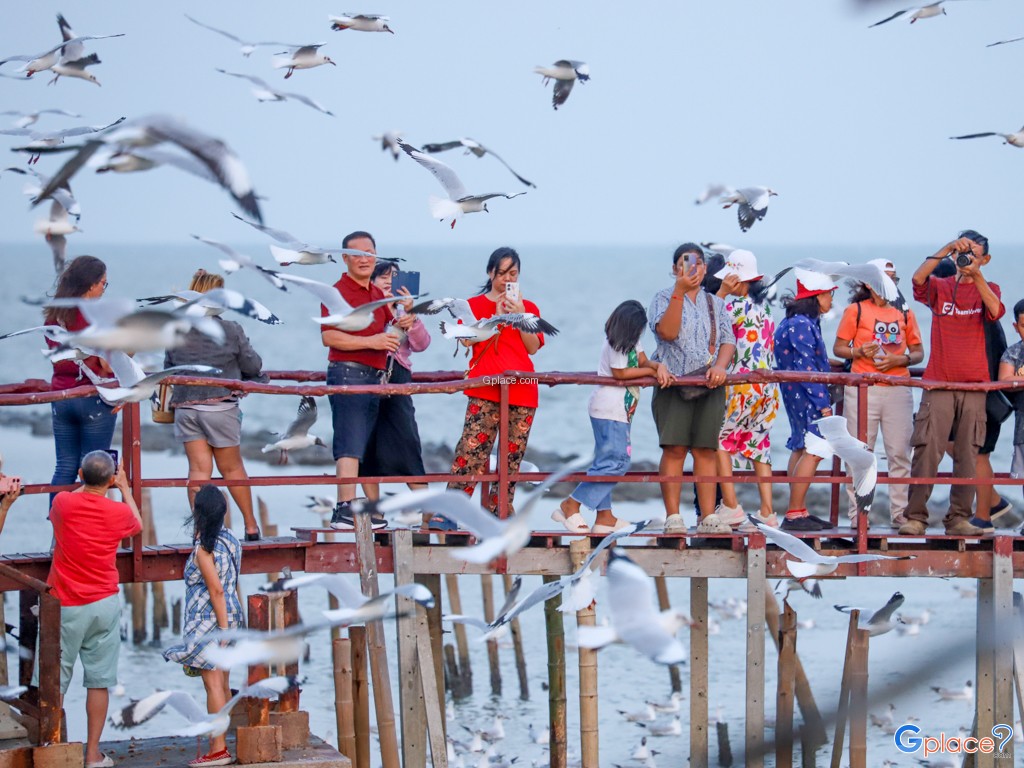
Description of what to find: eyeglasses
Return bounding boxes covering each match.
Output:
[100,280,109,291]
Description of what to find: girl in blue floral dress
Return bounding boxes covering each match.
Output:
[164,485,243,766]
[774,270,836,532]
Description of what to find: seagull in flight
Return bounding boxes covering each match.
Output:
[261,396,326,464]
[272,43,335,79]
[749,518,914,580]
[803,415,878,513]
[2,116,126,164]
[231,213,371,265]
[987,36,1024,48]
[191,235,288,292]
[216,69,334,116]
[694,184,735,206]
[373,130,403,160]
[718,187,777,232]
[421,138,536,188]
[76,352,218,409]
[34,199,79,273]
[397,139,527,228]
[577,549,694,665]
[835,592,905,637]
[533,60,590,110]
[137,288,281,325]
[410,297,558,346]
[184,14,289,57]
[0,109,82,129]
[273,272,409,330]
[868,1,962,26]
[0,13,124,78]
[262,573,434,611]
[329,14,395,33]
[950,125,1024,148]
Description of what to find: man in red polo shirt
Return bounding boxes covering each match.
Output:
[901,230,1004,536]
[46,450,142,768]
[321,231,411,529]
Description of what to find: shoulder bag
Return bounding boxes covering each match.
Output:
[676,292,718,401]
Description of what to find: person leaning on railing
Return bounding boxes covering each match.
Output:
[164,269,264,541]
[900,230,1004,537]
[832,258,924,530]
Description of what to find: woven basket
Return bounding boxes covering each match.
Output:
[151,383,175,424]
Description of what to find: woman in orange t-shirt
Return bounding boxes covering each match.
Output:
[833,259,924,528]
[442,247,546,519]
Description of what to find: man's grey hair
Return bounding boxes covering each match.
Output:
[81,451,116,487]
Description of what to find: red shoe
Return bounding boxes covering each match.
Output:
[188,750,234,767]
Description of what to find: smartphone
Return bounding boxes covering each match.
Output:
[0,476,19,494]
[105,449,119,466]
[392,270,420,296]
[504,282,521,303]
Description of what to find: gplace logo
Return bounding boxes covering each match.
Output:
[894,723,1014,759]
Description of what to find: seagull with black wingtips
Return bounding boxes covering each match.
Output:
[216,69,334,116]
[272,43,335,79]
[329,14,395,33]
[533,60,590,110]
[718,187,778,232]
[421,138,536,188]
[950,124,1024,148]
[261,396,326,464]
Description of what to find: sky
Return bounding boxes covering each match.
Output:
[0,0,1021,249]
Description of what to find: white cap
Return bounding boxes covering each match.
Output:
[714,249,763,282]
[868,258,896,273]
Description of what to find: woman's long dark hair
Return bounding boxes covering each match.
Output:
[192,484,227,554]
[44,255,106,328]
[847,282,872,304]
[605,300,647,354]
[782,293,821,319]
[479,246,521,293]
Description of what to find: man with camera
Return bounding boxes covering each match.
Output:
[45,450,143,768]
[900,231,1004,536]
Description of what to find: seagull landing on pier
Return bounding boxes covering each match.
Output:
[835,592,905,637]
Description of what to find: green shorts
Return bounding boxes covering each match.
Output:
[651,385,727,450]
[55,594,122,693]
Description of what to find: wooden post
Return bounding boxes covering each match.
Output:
[480,574,501,695]
[333,638,356,763]
[352,514,400,768]
[392,530,426,768]
[444,574,472,695]
[745,537,766,768]
[130,582,147,644]
[350,626,370,768]
[246,594,271,726]
[36,593,62,745]
[847,625,869,768]
[544,575,567,768]
[18,591,37,689]
[171,598,182,635]
[140,490,168,644]
[776,602,797,768]
[1012,596,1024,754]
[420,574,446,738]
[414,613,448,768]
[715,722,733,768]
[279,591,300,712]
[503,573,530,701]
[0,598,28,740]
[764,590,826,748]
[258,497,279,583]
[992,538,1014,767]
[829,611,859,768]
[655,574,682,694]
[570,539,598,768]
[977,577,995,768]
[691,577,709,768]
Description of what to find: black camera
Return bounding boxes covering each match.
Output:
[955,252,973,268]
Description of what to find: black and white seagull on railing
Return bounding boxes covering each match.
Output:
[183,14,288,57]
[191,235,288,292]
[533,60,590,110]
[950,125,1024,148]
[421,138,536,188]
[835,592,905,637]
[718,187,778,232]
[272,43,335,79]
[397,139,527,228]
[329,14,395,33]
[216,69,334,116]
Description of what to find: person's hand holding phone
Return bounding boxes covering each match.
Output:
[396,286,414,312]
[674,257,704,293]
[502,282,525,314]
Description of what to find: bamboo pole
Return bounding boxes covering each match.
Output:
[503,573,530,701]
[480,574,501,695]
[764,590,826,748]
[655,574,682,693]
[444,574,472,695]
[333,638,356,763]
[691,577,709,768]
[569,539,598,768]
[829,611,859,768]
[776,602,797,768]
[415,613,448,768]
[544,574,567,768]
[848,626,869,768]
[351,626,370,768]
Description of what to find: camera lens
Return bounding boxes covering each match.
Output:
[955,253,972,268]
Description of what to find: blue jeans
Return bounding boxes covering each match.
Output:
[327,362,382,461]
[571,417,631,511]
[50,396,117,502]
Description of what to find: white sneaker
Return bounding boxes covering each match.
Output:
[714,503,746,528]
[739,511,779,532]
[663,514,687,533]
[695,513,732,535]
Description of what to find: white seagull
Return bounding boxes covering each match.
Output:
[533,60,590,110]
[4,166,80,221]
[632,736,651,760]
[411,297,557,346]
[788,258,904,310]
[261,396,326,464]
[647,692,683,713]
[694,184,735,206]
[230,213,374,265]
[421,138,536,188]
[329,14,395,33]
[803,415,879,513]
[749,518,914,580]
[216,69,334,115]
[76,352,218,409]
[183,14,290,57]
[137,288,280,325]
[950,125,1024,148]
[638,715,682,737]
[869,1,961,27]
[0,109,82,129]
[618,704,656,723]
[528,723,549,745]
[272,43,335,79]
[262,572,435,611]
[577,550,693,665]
[931,680,973,701]
[397,139,527,228]
[719,187,778,232]
[834,592,905,637]
[191,235,288,292]
[2,116,126,164]
[373,130,403,160]
[34,199,79,273]
[304,496,334,518]
[0,13,124,78]
[273,272,407,330]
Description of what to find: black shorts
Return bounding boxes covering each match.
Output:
[327,362,382,461]
[360,363,427,477]
[980,415,1001,455]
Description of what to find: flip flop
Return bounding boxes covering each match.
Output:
[551,509,590,533]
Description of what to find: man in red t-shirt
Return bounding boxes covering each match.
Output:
[901,231,1004,536]
[46,450,142,768]
[321,231,405,530]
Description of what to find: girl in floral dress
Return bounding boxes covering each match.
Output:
[713,250,781,527]
[164,485,243,767]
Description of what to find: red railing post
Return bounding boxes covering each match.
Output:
[497,380,511,520]
[855,385,870,569]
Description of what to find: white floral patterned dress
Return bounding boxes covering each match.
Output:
[719,297,780,466]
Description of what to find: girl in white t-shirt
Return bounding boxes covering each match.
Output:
[552,300,672,533]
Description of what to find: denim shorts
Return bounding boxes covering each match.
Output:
[327,362,382,461]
